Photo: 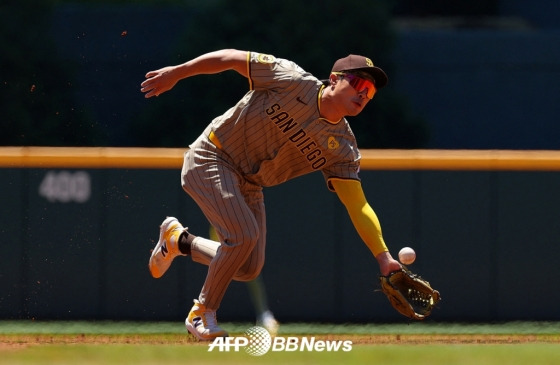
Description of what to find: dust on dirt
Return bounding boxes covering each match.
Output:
[1,333,559,349]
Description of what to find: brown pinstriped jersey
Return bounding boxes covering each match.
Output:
[204,51,361,190]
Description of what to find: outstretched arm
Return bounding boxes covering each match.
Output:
[140,49,249,98]
[330,178,401,276]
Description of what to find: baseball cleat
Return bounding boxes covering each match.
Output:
[257,310,279,336]
[185,300,228,341]
[149,216,187,278]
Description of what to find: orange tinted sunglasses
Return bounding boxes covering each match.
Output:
[332,72,377,99]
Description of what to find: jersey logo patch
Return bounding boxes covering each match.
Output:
[328,136,340,150]
[257,54,276,64]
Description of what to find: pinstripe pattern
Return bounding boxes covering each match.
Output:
[181,52,362,310]
[182,135,265,309]
[209,52,361,187]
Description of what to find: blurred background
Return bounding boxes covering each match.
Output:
[1,0,559,323]
[4,0,559,150]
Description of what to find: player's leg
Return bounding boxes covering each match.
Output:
[188,233,278,334]
[183,167,265,305]
[207,224,277,332]
[185,227,265,282]
[181,136,265,340]
[183,176,262,340]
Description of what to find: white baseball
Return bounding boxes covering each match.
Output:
[398,247,416,265]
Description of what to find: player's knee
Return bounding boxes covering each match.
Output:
[226,229,259,250]
[235,255,264,282]
[236,264,263,282]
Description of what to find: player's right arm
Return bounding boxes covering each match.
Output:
[330,178,401,276]
[140,49,249,98]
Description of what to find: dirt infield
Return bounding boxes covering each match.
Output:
[1,333,559,348]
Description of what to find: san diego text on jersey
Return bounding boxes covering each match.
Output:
[265,103,327,169]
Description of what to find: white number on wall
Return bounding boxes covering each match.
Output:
[39,171,91,203]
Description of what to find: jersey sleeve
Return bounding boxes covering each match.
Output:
[322,127,362,192]
[323,163,361,192]
[248,51,308,92]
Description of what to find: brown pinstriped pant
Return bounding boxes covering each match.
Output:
[181,134,266,310]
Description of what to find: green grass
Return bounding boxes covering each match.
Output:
[1,321,559,365]
[2,342,559,365]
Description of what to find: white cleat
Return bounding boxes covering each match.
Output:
[257,310,279,336]
[148,217,186,278]
[185,300,228,341]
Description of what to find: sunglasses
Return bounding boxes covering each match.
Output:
[332,72,377,99]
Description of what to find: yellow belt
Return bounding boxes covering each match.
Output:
[208,131,223,150]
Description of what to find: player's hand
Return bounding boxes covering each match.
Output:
[376,251,402,276]
[140,66,178,98]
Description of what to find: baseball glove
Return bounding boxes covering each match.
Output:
[379,267,440,320]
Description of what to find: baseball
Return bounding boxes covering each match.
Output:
[398,247,416,265]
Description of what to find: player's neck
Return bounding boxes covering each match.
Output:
[318,87,343,124]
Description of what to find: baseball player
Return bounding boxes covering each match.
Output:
[141,49,402,341]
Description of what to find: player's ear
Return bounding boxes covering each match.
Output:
[329,73,339,86]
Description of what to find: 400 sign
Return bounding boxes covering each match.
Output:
[39,170,91,203]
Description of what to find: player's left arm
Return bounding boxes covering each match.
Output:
[330,178,388,256]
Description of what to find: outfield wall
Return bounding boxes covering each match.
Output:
[1,148,559,322]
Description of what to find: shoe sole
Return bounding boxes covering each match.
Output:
[149,216,179,278]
